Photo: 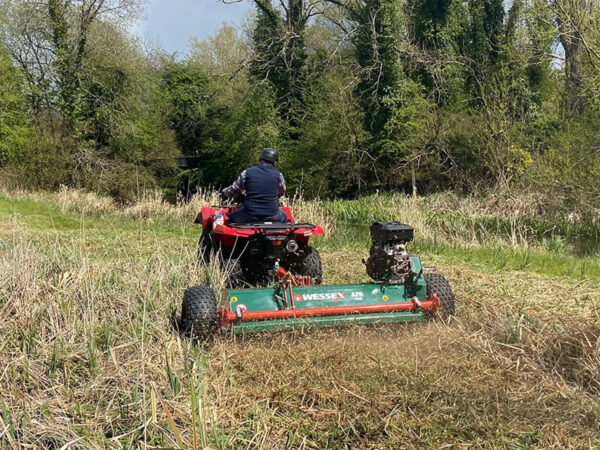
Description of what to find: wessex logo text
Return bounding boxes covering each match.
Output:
[299,292,345,301]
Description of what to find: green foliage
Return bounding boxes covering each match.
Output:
[1,12,177,200]
[380,80,431,158]
[6,132,73,191]
[353,0,404,137]
[83,23,179,159]
[283,67,367,197]
[411,0,456,48]
[47,0,81,129]
[0,46,30,164]
[524,114,600,219]
[162,61,211,156]
[163,46,282,193]
[69,22,179,200]
[405,0,468,108]
[203,83,282,186]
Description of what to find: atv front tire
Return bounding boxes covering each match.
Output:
[289,246,323,284]
[181,286,219,341]
[423,273,455,320]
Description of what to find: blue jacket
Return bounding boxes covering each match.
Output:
[223,162,286,219]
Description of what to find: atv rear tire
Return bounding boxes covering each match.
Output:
[198,230,213,265]
[423,273,455,320]
[289,246,322,284]
[181,286,219,341]
[219,253,245,288]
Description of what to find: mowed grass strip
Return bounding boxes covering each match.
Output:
[0,191,598,448]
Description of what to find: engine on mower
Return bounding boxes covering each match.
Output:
[364,222,415,284]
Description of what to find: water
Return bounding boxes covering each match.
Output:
[571,236,600,257]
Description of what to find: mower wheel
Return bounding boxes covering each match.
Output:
[289,246,322,284]
[423,273,455,320]
[198,229,213,265]
[181,286,219,341]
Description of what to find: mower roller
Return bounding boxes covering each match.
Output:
[181,222,455,340]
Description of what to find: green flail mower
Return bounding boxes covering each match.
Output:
[180,222,455,341]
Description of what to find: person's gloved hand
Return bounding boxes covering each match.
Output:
[233,192,245,205]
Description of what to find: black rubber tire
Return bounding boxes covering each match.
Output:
[423,273,455,320]
[197,229,213,265]
[289,246,323,284]
[219,253,245,288]
[181,286,219,341]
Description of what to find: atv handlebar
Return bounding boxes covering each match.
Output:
[218,191,244,206]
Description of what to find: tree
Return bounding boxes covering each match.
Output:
[1,0,142,129]
[352,0,403,135]
[162,60,212,157]
[285,50,368,196]
[249,0,315,132]
[1,1,177,199]
[347,0,432,189]
[188,23,250,94]
[463,0,507,103]
[405,0,468,107]
[523,0,555,106]
[411,0,455,49]
[0,45,31,165]
[551,0,600,113]
[164,24,282,192]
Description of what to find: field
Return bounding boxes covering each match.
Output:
[0,188,599,448]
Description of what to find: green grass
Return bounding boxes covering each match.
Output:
[0,194,192,235]
[414,239,600,280]
[0,194,199,262]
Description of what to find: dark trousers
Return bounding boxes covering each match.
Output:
[229,206,288,224]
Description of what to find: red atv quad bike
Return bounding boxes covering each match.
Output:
[195,205,324,287]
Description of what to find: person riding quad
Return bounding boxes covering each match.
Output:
[222,147,288,224]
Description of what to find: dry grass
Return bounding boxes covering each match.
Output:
[54,187,334,233]
[420,189,600,224]
[54,186,221,225]
[0,191,599,448]
[283,194,336,235]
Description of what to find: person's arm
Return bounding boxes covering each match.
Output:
[278,173,286,196]
[222,170,247,197]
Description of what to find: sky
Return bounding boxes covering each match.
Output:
[130,0,252,55]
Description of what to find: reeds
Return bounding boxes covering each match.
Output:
[55,186,221,225]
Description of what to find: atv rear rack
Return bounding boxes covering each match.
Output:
[228,222,317,230]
